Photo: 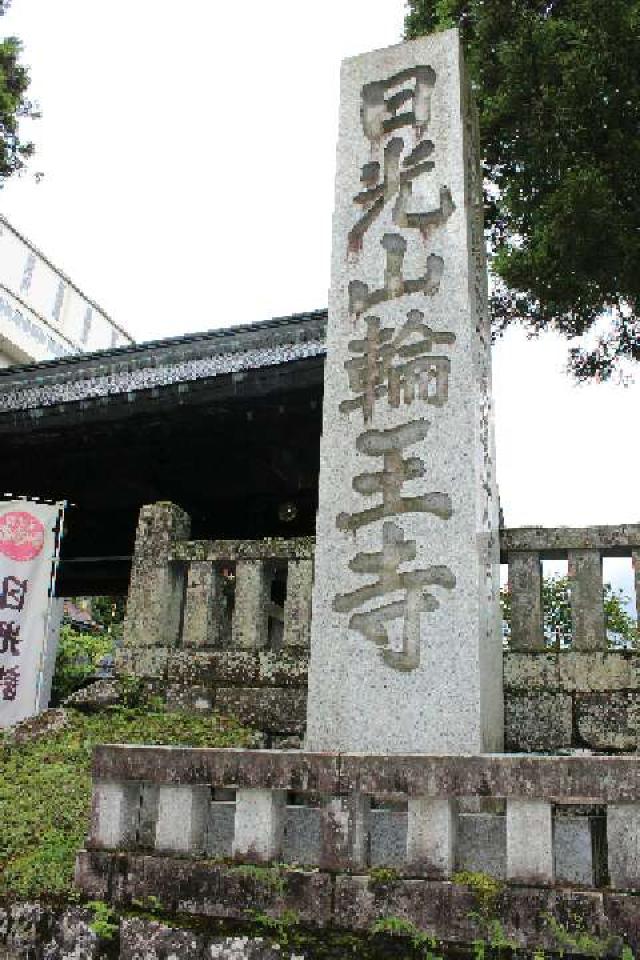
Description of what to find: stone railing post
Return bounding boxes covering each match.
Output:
[319,793,370,870]
[508,552,544,650]
[506,799,554,884]
[283,558,313,649]
[231,560,270,649]
[607,805,640,889]
[154,784,210,856]
[232,788,286,862]
[406,797,457,878]
[568,549,606,650]
[182,561,225,648]
[89,781,141,849]
[118,501,191,677]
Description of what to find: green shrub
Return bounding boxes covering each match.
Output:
[50,625,115,704]
[0,707,253,899]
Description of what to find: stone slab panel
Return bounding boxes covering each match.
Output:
[306,30,503,755]
[505,691,572,752]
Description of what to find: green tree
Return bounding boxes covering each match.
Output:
[501,575,638,649]
[405,0,640,380]
[1,1,35,183]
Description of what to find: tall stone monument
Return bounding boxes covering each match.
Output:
[306,30,503,754]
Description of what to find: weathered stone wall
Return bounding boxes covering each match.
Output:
[0,903,103,960]
[504,651,640,752]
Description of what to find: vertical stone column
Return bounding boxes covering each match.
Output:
[118,502,191,678]
[506,799,554,884]
[232,788,286,862]
[182,561,224,648]
[306,30,503,753]
[232,561,270,649]
[319,793,371,870]
[284,559,314,649]
[607,804,640,889]
[154,784,209,855]
[406,796,457,877]
[508,552,544,650]
[568,549,606,651]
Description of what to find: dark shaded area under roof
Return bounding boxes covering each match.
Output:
[0,311,328,595]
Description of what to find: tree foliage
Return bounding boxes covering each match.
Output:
[405,0,640,379]
[0,0,34,183]
[501,574,638,648]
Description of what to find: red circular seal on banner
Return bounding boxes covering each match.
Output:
[0,510,46,561]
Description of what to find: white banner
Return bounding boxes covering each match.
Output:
[0,500,64,727]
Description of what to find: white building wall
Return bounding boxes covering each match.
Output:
[0,215,133,366]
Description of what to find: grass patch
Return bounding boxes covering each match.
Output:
[0,707,254,900]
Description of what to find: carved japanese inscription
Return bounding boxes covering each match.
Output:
[331,63,456,672]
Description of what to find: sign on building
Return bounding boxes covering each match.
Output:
[0,500,64,727]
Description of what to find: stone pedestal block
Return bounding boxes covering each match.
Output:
[406,796,457,877]
[306,30,503,754]
[232,788,286,862]
[154,784,209,855]
[506,799,553,884]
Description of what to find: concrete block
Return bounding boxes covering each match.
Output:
[232,789,286,862]
[506,799,553,884]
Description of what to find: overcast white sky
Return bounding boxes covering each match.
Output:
[1,1,639,592]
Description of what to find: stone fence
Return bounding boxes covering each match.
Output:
[117,503,640,748]
[78,745,640,898]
